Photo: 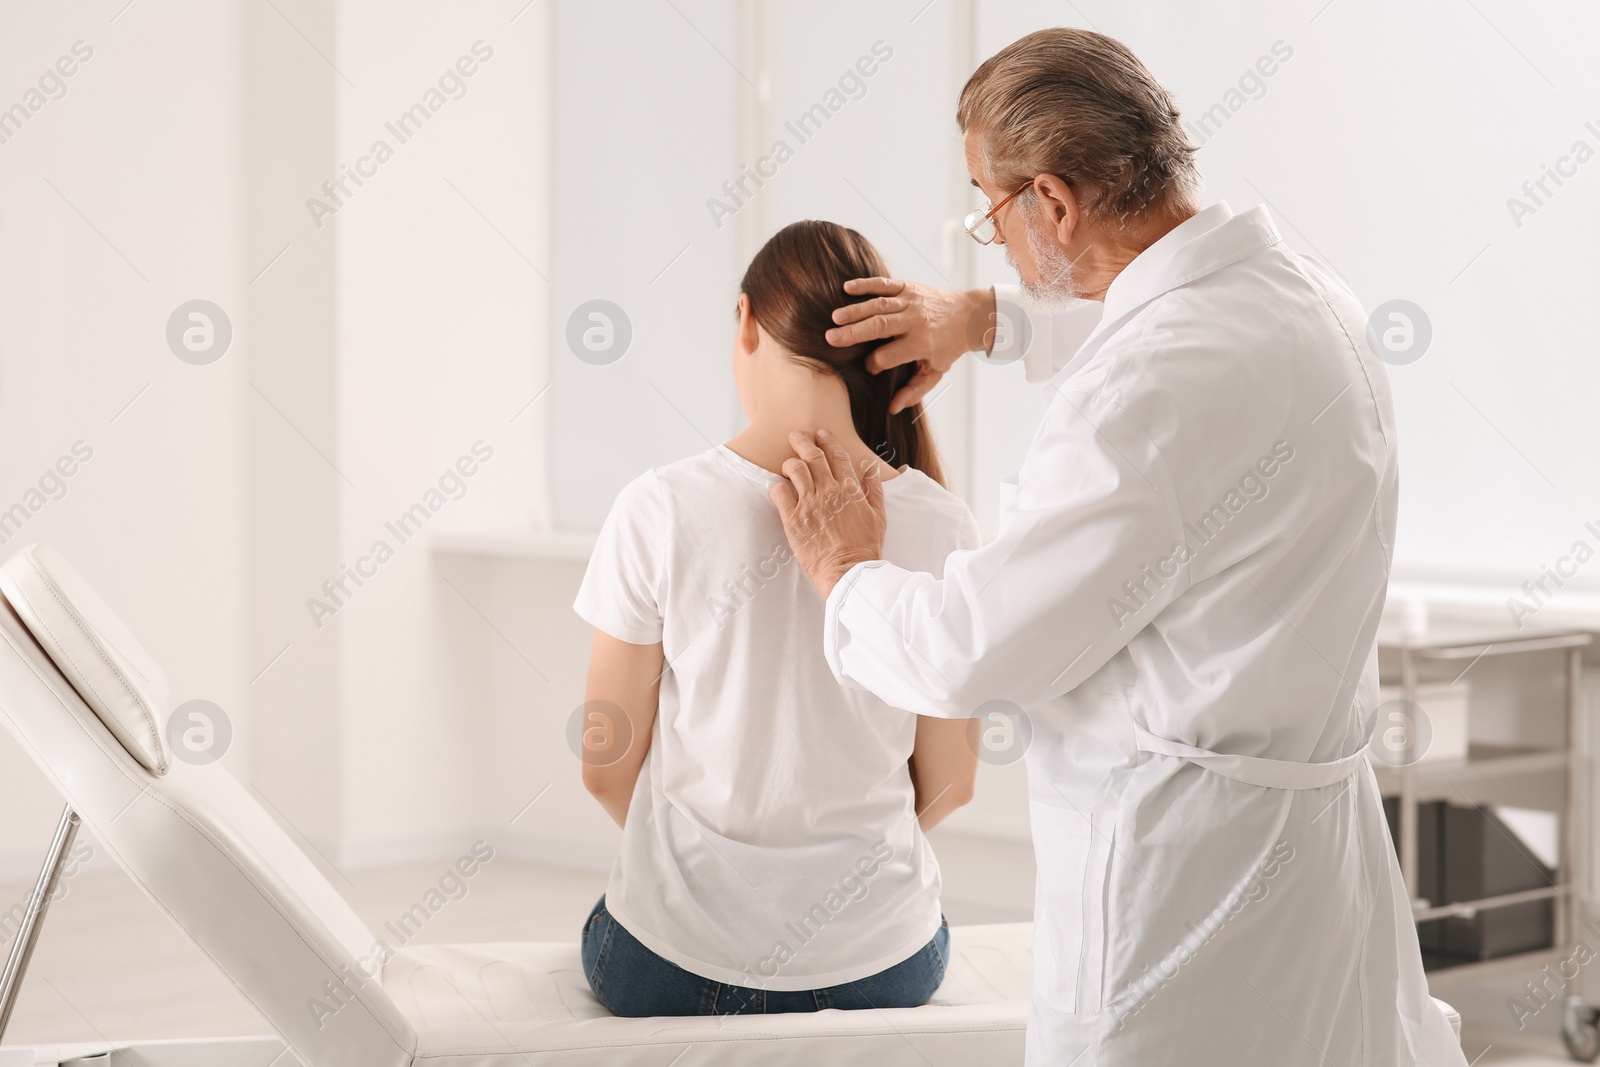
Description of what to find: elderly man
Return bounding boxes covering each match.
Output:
[770,27,1465,1066]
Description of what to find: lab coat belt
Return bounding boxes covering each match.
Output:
[1133,723,1368,790]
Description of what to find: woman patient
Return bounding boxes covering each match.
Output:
[572,220,981,1016]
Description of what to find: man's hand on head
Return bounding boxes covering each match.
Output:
[827,279,996,414]
[769,429,888,601]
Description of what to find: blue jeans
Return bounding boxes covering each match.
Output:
[580,896,949,1016]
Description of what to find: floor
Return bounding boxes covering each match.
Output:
[1461,1026,1577,1065]
[0,840,1576,1064]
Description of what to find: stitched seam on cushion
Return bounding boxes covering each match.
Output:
[16,555,168,774]
[0,621,416,1061]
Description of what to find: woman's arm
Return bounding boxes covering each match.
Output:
[908,716,979,831]
[580,631,664,828]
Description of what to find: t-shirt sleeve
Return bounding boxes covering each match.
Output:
[573,471,668,645]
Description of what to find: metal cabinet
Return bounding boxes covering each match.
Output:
[1374,627,1590,989]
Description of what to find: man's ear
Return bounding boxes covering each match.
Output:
[1031,173,1082,247]
[735,292,761,355]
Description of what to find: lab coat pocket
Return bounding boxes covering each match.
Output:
[1030,800,1092,1014]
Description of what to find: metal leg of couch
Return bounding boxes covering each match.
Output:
[0,804,81,1041]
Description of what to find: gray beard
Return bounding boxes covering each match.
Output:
[1006,212,1083,312]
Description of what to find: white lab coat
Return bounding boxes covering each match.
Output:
[824,203,1465,1065]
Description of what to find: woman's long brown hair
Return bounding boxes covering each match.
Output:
[739,220,945,486]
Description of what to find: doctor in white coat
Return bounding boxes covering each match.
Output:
[769,28,1465,1066]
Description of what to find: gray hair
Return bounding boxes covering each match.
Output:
[957,28,1200,223]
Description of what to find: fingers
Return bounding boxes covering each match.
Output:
[768,480,798,520]
[831,294,909,327]
[789,430,836,493]
[815,428,854,486]
[864,338,918,375]
[888,365,944,415]
[841,276,907,298]
[826,310,909,349]
[780,456,815,498]
[860,459,885,514]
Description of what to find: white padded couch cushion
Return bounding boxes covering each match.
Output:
[0,542,170,775]
[382,923,1030,1066]
[1432,997,1460,1041]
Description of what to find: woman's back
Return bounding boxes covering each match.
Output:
[575,443,979,989]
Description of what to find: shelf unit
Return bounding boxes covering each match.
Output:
[1375,626,1591,988]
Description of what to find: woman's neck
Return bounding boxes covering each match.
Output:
[725,378,900,481]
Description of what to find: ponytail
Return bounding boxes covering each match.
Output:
[827,355,943,485]
[738,221,946,486]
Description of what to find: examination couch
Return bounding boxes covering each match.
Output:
[0,543,1039,1066]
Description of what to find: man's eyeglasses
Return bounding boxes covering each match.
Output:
[962,179,1035,245]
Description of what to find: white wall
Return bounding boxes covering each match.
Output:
[330,0,550,862]
[0,0,250,875]
[548,0,743,530]
[753,1,977,495]
[243,0,346,860]
[610,1,1600,574]
[0,0,554,872]
[970,0,1600,579]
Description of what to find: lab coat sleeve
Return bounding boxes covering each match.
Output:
[822,385,1187,718]
[977,284,1104,384]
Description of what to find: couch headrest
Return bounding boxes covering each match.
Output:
[0,543,170,775]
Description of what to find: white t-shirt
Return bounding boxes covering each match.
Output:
[574,445,981,990]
